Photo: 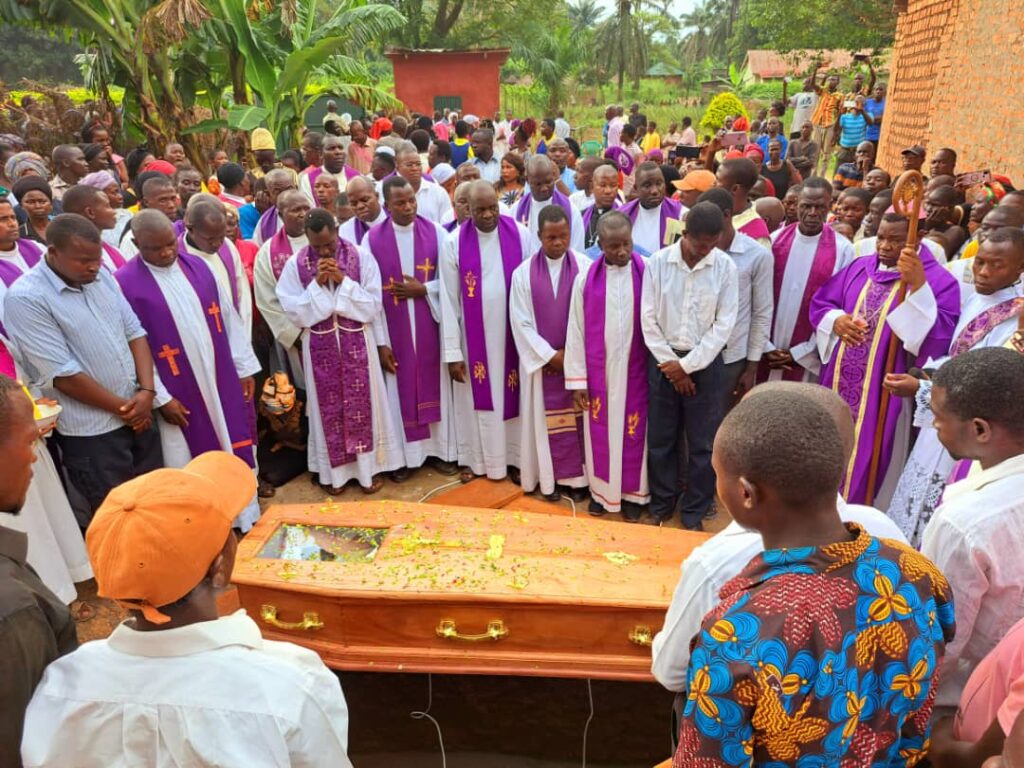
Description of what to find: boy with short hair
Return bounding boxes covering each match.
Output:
[673,387,954,765]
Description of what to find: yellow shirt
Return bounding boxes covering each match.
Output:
[641,132,661,154]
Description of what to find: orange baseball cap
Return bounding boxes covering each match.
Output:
[86,452,257,624]
[672,169,716,193]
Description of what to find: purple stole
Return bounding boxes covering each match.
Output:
[581,201,620,231]
[949,297,1024,357]
[178,233,240,313]
[811,246,961,504]
[350,217,371,245]
[114,253,255,467]
[296,240,373,466]
[306,166,324,189]
[458,216,523,419]
[619,198,683,248]
[367,215,441,442]
[529,251,584,480]
[257,206,280,242]
[0,336,13,378]
[173,219,186,237]
[583,254,647,492]
[102,242,126,270]
[268,227,296,280]
[761,222,838,382]
[515,189,574,231]
[443,219,460,233]
[0,240,43,337]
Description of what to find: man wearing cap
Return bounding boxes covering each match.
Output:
[117,211,262,529]
[901,144,928,179]
[299,134,359,207]
[0,375,77,768]
[21,452,353,766]
[277,208,401,494]
[516,155,585,254]
[249,127,278,178]
[340,175,386,246]
[673,169,715,209]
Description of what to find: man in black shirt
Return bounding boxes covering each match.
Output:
[0,374,77,767]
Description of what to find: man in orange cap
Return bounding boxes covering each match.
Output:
[0,375,77,768]
[671,168,715,208]
[21,452,353,767]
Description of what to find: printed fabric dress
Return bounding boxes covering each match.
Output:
[673,524,955,768]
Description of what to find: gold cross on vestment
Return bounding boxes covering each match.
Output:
[416,257,434,282]
[207,301,223,333]
[158,344,182,377]
[385,277,401,306]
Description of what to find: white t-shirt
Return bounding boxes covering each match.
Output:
[789,91,820,132]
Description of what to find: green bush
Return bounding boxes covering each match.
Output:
[700,92,748,132]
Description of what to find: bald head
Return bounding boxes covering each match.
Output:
[754,196,785,233]
[186,192,222,211]
[277,188,309,213]
[130,209,178,267]
[131,208,175,239]
[527,154,555,175]
[185,199,226,228]
[346,175,380,222]
[746,382,855,462]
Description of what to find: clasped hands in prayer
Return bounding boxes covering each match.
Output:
[315,259,346,286]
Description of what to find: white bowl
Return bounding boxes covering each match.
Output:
[35,402,62,431]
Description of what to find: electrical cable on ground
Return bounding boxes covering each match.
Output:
[409,673,447,768]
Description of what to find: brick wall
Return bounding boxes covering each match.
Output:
[879,0,1024,181]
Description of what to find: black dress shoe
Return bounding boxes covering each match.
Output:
[390,467,411,483]
[433,459,459,476]
[542,491,561,502]
[621,502,644,522]
[588,500,607,516]
[568,487,590,503]
[508,467,521,485]
[683,521,705,532]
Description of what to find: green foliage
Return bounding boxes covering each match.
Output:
[734,0,895,53]
[594,0,648,99]
[384,0,553,49]
[700,91,747,132]
[0,25,83,84]
[511,23,581,113]
[10,86,125,106]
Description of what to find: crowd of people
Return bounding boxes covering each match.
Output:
[2,79,1024,767]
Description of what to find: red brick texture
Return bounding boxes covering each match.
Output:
[880,0,1024,181]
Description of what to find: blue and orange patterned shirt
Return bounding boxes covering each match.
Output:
[673,524,955,767]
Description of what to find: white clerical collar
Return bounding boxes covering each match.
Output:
[394,220,415,232]
[0,246,17,258]
[942,453,1024,504]
[143,259,178,274]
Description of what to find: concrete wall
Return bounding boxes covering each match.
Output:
[387,50,509,118]
[880,0,1024,180]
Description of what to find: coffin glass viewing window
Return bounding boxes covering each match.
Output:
[257,524,388,563]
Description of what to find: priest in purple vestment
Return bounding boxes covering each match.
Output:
[809,213,961,507]
[515,156,585,254]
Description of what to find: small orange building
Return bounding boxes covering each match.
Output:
[385,48,510,118]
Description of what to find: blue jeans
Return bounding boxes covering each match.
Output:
[647,354,727,527]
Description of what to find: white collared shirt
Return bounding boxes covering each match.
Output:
[721,230,773,364]
[651,497,909,692]
[640,243,738,373]
[22,610,353,767]
[923,453,1024,708]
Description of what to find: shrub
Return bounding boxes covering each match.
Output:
[700,92,748,132]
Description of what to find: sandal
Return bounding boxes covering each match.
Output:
[321,484,346,496]
[458,467,478,483]
[71,600,96,623]
[361,476,384,494]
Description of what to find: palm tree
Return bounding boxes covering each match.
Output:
[513,24,582,113]
[678,0,731,64]
[568,0,604,32]
[594,0,648,100]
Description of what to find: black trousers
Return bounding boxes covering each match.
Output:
[647,354,727,527]
[57,423,163,526]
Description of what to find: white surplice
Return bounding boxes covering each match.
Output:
[144,259,263,531]
[510,250,590,496]
[518,197,585,255]
[0,441,92,604]
[254,233,308,388]
[370,219,456,468]
[181,238,253,336]
[765,227,855,381]
[299,167,349,207]
[439,218,533,478]
[631,204,664,257]
[339,210,387,247]
[564,259,650,512]
[276,247,402,488]
[888,283,1024,545]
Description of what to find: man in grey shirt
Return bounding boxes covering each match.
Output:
[5,214,167,520]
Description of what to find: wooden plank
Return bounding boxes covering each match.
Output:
[499,495,575,517]
[426,478,523,509]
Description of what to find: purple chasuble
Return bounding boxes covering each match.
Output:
[114,253,255,467]
[257,206,281,242]
[296,240,373,466]
[367,215,442,442]
[949,297,1024,357]
[619,198,683,248]
[529,251,584,480]
[583,254,647,492]
[178,232,240,312]
[458,216,523,420]
[515,189,574,231]
[759,222,838,382]
[809,246,961,504]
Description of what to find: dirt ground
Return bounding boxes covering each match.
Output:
[75,467,731,767]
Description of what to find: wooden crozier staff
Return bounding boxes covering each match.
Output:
[864,169,924,505]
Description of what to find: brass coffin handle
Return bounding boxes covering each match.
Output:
[436,618,509,642]
[261,604,324,631]
[629,625,653,648]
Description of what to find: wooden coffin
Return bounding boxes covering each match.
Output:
[232,501,710,681]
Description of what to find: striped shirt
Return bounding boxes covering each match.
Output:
[5,261,170,436]
[811,89,843,126]
[838,112,868,148]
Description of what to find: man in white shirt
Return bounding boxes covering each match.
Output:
[641,202,738,528]
[21,452,353,767]
[651,382,910,692]
[469,129,501,183]
[554,110,571,140]
[395,142,453,224]
[697,187,772,403]
[923,347,1024,710]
